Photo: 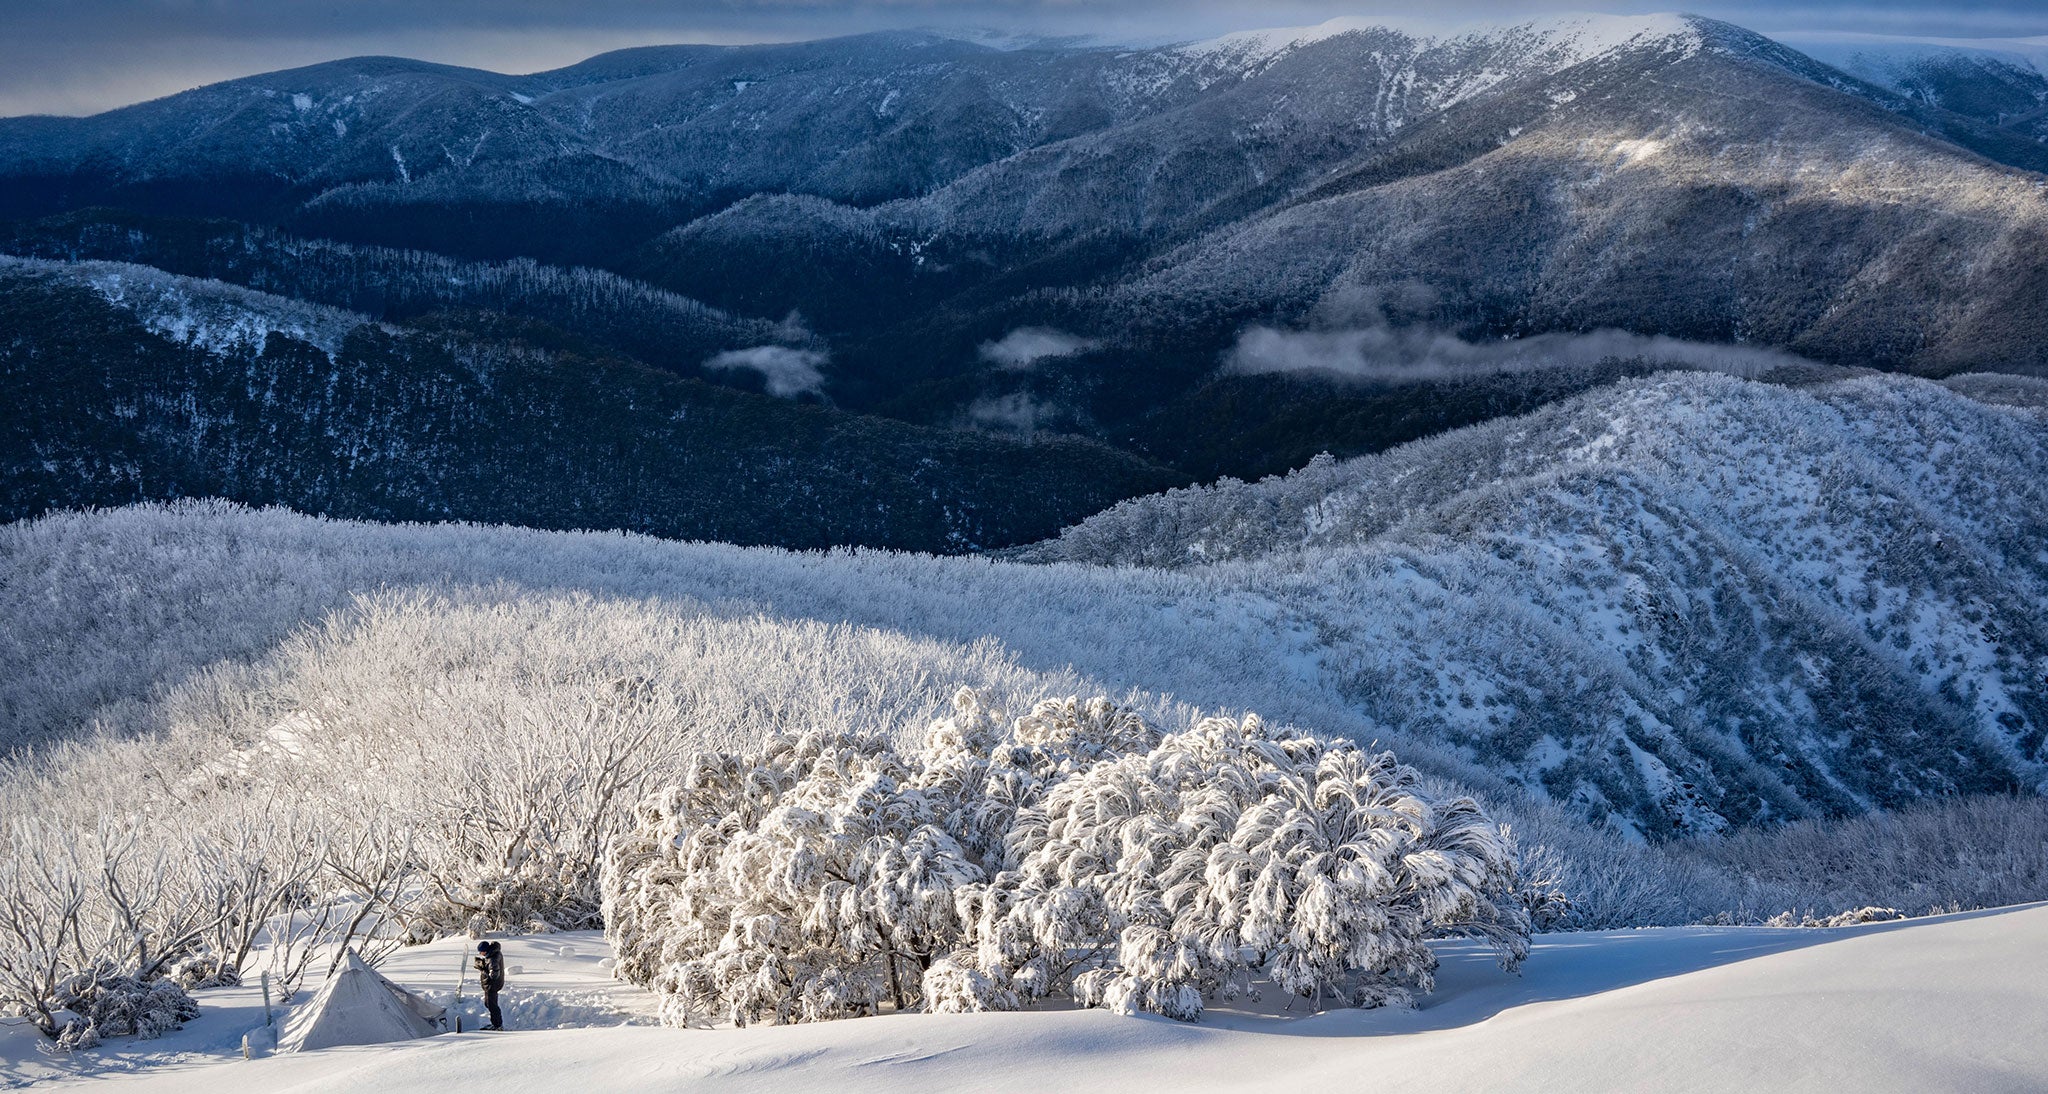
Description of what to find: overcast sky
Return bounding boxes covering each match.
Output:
[6,1,2045,117]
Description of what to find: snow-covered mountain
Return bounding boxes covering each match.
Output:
[1780,34,2048,145]
[1,20,1712,205]
[6,372,2042,839]
[1023,370,2048,831]
[5,12,2047,394]
[4,20,2046,824]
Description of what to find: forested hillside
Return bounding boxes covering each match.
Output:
[7,372,2042,840]
[0,257,1176,549]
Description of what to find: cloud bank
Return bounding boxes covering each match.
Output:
[1225,323,1816,385]
[704,345,829,398]
[977,327,1101,371]
[964,392,1058,437]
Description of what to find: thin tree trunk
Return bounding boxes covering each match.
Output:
[885,950,905,1011]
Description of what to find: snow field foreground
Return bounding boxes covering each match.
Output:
[0,933,653,1087]
[26,903,2048,1093]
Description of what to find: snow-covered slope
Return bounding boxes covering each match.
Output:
[4,372,2042,838]
[1026,372,2048,830]
[1781,33,2048,144]
[18,903,2048,1093]
[0,255,378,357]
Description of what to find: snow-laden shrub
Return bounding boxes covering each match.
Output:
[921,955,1022,1015]
[54,973,199,1047]
[1763,906,1905,928]
[917,692,1161,864]
[165,953,240,990]
[603,690,1161,1025]
[605,692,1531,1025]
[955,713,1531,1020]
[602,730,980,1026]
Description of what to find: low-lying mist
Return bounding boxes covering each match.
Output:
[1226,321,1817,386]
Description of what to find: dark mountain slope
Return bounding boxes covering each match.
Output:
[0,259,1177,550]
[0,210,799,376]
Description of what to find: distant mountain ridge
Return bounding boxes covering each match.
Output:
[4,16,2044,372]
[1779,33,2048,145]
[5,13,2048,526]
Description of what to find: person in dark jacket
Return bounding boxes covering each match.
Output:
[474,940,505,1030]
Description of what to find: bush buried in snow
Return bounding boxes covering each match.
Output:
[601,691,1534,1024]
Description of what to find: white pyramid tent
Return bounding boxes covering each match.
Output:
[277,949,445,1053]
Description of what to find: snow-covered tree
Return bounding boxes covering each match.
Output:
[602,729,981,1026]
[603,689,1164,1025]
[940,713,1531,1020]
[607,693,1530,1025]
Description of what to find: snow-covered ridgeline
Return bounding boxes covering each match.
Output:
[0,255,375,360]
[1025,372,2048,827]
[1177,13,1705,78]
[1778,32,2048,82]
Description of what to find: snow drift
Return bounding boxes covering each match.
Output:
[19,905,2047,1093]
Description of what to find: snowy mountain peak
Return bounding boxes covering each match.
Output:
[1176,12,1706,75]
[1776,32,2048,78]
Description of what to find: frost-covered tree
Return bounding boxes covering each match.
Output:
[602,729,981,1026]
[607,693,1529,1026]
[931,713,1531,1020]
[917,691,1161,863]
[603,690,1162,1025]
[996,714,1528,1018]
